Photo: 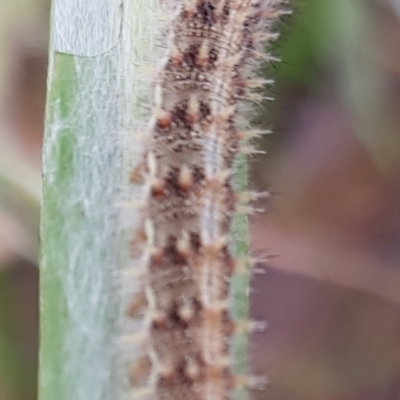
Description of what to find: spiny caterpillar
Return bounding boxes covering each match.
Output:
[124,1,288,400]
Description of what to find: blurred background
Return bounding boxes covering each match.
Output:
[1,0,400,399]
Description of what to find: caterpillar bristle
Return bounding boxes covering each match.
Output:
[129,356,152,385]
[126,292,148,318]
[119,266,146,280]
[131,387,154,400]
[239,129,272,141]
[230,256,266,275]
[150,177,167,197]
[235,190,271,203]
[118,200,146,210]
[231,374,268,391]
[120,333,147,345]
[239,144,267,156]
[130,163,146,184]
[233,319,268,335]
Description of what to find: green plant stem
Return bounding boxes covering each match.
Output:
[39,49,122,400]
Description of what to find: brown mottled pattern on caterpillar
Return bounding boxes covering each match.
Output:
[128,1,287,400]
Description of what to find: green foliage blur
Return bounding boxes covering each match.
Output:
[0,1,47,399]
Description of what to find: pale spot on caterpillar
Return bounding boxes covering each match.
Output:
[187,95,201,123]
[176,230,192,259]
[183,357,202,381]
[196,40,210,67]
[178,165,194,191]
[177,303,196,323]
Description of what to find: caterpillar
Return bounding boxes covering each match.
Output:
[124,1,288,400]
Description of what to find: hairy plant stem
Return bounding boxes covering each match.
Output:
[39,1,159,400]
